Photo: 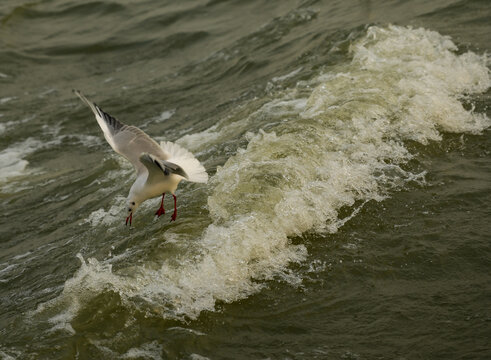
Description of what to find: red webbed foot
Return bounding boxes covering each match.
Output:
[155,206,165,217]
[170,194,177,222]
[155,193,166,218]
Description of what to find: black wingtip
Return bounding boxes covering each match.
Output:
[175,167,189,180]
[153,158,171,176]
[162,160,188,179]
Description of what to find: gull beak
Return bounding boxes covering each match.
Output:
[125,212,133,226]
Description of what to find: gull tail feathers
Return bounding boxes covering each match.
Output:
[160,141,208,183]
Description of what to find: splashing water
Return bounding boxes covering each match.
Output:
[36,25,490,324]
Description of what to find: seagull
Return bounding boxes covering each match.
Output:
[74,90,208,226]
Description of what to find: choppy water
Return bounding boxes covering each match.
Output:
[1,1,490,359]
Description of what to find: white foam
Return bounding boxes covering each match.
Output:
[271,67,303,82]
[38,88,57,98]
[12,251,32,260]
[0,138,44,183]
[189,354,210,360]
[0,116,71,187]
[121,341,163,360]
[177,125,220,152]
[81,195,127,228]
[155,109,175,122]
[33,254,120,329]
[0,263,16,277]
[47,312,76,335]
[0,97,16,104]
[0,115,35,135]
[0,134,72,192]
[38,25,490,324]
[167,327,206,336]
[0,349,20,360]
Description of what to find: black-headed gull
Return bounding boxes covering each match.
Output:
[74,90,208,226]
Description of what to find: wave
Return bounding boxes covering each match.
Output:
[0,124,103,191]
[35,25,490,325]
[0,138,44,183]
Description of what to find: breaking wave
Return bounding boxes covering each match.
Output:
[36,25,490,325]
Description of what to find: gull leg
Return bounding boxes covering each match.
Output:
[170,194,177,222]
[155,193,166,217]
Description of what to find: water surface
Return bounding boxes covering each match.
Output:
[0,0,490,359]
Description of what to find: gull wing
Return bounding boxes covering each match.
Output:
[139,153,188,184]
[74,90,169,173]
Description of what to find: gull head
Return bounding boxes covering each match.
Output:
[125,199,140,226]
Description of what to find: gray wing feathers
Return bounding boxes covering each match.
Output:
[140,153,188,180]
[75,90,169,173]
[111,127,169,171]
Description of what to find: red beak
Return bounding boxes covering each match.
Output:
[125,212,132,226]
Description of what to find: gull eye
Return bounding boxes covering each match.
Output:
[131,202,135,205]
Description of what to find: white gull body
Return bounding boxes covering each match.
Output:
[74,90,208,225]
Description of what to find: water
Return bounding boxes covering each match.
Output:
[1,1,490,359]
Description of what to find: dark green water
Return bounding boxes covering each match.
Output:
[0,1,490,359]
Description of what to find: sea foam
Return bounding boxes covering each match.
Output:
[0,138,43,183]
